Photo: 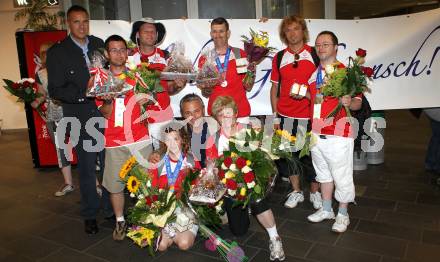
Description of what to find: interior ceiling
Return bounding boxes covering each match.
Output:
[336,0,440,19]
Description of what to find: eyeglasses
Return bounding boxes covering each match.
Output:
[315,43,334,49]
[292,53,300,68]
[108,48,127,54]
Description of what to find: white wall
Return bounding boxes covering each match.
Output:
[0,2,61,130]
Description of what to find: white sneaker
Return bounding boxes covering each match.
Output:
[332,213,350,233]
[54,184,74,197]
[284,191,304,208]
[307,208,335,223]
[269,237,285,261]
[309,192,323,209]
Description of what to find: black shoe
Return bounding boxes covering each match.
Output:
[84,219,99,235]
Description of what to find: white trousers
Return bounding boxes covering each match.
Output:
[311,135,355,203]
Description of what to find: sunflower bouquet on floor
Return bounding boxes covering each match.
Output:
[119,156,177,256]
[320,48,373,118]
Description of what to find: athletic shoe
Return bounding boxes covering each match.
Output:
[309,192,323,209]
[54,184,74,197]
[307,208,335,223]
[284,191,304,208]
[269,237,285,261]
[332,213,350,233]
[113,221,127,241]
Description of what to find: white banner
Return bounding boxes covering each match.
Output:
[91,8,440,115]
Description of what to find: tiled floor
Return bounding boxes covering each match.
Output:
[1,110,439,262]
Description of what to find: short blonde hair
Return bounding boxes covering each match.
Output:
[211,96,237,120]
[279,15,309,45]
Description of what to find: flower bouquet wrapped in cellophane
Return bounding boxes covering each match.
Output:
[125,58,163,120]
[3,78,46,119]
[182,169,248,262]
[218,128,278,208]
[241,28,276,87]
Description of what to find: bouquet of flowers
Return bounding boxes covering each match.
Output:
[2,78,46,118]
[241,28,275,87]
[218,129,277,207]
[125,57,163,119]
[182,169,248,262]
[161,42,197,81]
[196,48,222,96]
[320,48,373,118]
[200,224,248,262]
[119,156,177,256]
[182,168,224,227]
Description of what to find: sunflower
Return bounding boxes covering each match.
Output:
[119,156,137,180]
[127,176,140,193]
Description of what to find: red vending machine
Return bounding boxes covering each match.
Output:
[15,30,77,168]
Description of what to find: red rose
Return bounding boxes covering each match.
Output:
[145,196,152,206]
[361,66,374,78]
[223,157,233,168]
[218,169,225,179]
[235,157,247,169]
[152,195,158,202]
[22,81,30,88]
[12,83,20,89]
[226,179,237,190]
[355,48,367,57]
[244,172,255,183]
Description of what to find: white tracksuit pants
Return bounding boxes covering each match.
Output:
[311,135,355,203]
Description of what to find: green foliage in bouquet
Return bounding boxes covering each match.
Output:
[320,48,372,118]
[126,63,163,95]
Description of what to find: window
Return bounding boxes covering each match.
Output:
[198,0,256,19]
[262,0,299,18]
[71,0,130,21]
[141,0,188,19]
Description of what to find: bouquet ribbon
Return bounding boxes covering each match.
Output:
[90,67,109,86]
[135,72,149,89]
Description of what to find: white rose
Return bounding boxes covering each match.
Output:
[221,163,228,170]
[137,194,144,200]
[229,164,237,172]
[126,56,138,70]
[228,189,236,196]
[325,64,335,75]
[241,165,252,174]
[247,181,256,188]
[130,193,135,198]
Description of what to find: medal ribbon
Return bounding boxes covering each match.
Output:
[215,48,231,75]
[164,154,184,190]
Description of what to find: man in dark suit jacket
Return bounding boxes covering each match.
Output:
[47,5,110,235]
